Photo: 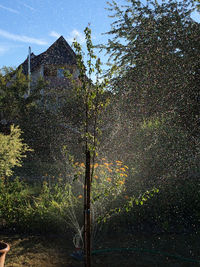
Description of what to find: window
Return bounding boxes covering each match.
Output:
[57,69,65,77]
[44,66,57,76]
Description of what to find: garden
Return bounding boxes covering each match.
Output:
[1,0,200,266]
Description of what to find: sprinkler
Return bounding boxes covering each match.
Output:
[70,247,84,261]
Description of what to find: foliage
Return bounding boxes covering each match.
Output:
[0,125,32,177]
[0,177,31,229]
[1,173,200,234]
[0,158,155,237]
[129,115,199,185]
[72,159,127,221]
[71,27,111,260]
[71,27,110,161]
[0,160,127,234]
[0,66,45,125]
[123,177,200,233]
[1,4,200,237]
[100,0,200,181]
[194,0,200,10]
[104,0,200,136]
[0,177,69,232]
[20,107,62,159]
[96,0,200,235]
[27,179,77,233]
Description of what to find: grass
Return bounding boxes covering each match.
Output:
[1,231,200,266]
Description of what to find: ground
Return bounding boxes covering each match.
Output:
[1,231,200,266]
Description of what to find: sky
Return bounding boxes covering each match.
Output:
[0,0,128,69]
[0,0,199,70]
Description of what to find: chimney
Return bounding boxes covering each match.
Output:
[28,46,31,96]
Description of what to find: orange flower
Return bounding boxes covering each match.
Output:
[94,175,98,179]
[116,160,122,163]
[120,167,125,171]
[124,195,129,199]
[107,178,112,182]
[108,168,112,173]
[94,163,99,168]
[120,173,124,177]
[80,163,85,167]
[75,162,79,166]
[104,162,109,166]
[78,195,83,199]
[118,180,124,185]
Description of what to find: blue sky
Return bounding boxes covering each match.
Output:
[0,0,199,70]
[0,0,128,69]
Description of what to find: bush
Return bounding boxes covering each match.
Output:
[0,125,32,177]
[0,177,75,233]
[0,177,31,230]
[0,160,128,235]
[123,177,200,233]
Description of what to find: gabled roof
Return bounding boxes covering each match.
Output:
[20,36,77,74]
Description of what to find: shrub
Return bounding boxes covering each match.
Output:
[72,159,127,221]
[0,177,31,230]
[0,125,32,177]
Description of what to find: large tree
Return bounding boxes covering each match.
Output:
[98,0,200,188]
[104,0,200,134]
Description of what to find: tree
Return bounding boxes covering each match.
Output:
[104,0,199,129]
[100,0,200,160]
[93,0,200,194]
[72,27,109,267]
[0,66,45,131]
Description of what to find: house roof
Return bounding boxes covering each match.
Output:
[20,36,77,74]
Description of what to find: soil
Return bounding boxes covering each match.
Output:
[1,231,200,267]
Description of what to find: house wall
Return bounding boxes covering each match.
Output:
[31,65,44,82]
[30,63,78,111]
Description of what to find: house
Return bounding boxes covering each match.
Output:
[21,35,78,82]
[20,36,79,107]
[0,36,80,133]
